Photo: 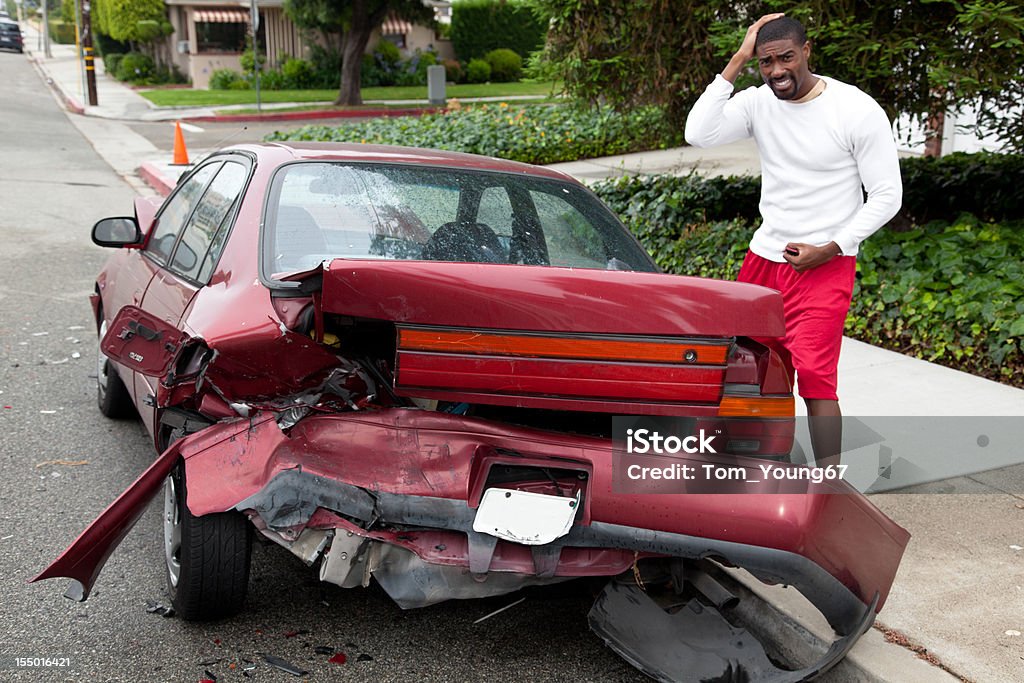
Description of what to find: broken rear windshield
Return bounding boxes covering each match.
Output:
[262,162,657,278]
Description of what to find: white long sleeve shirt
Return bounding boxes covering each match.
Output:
[684,74,902,261]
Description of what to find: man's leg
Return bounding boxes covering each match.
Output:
[805,398,842,467]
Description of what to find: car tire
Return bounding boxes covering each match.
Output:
[96,317,135,419]
[164,459,251,620]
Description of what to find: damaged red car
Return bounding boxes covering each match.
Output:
[34,143,909,681]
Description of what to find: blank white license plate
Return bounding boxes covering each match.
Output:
[472,488,580,545]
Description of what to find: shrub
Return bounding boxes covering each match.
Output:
[239,48,266,73]
[451,0,546,60]
[395,50,437,87]
[48,19,76,44]
[309,45,342,89]
[361,54,388,87]
[115,52,154,82]
[898,152,1024,225]
[209,68,245,90]
[484,48,522,82]
[374,40,402,68]
[443,59,464,83]
[104,53,124,78]
[94,32,130,57]
[466,58,491,83]
[266,103,685,166]
[259,69,287,90]
[227,78,253,90]
[282,57,315,89]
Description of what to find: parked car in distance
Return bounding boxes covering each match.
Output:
[34,143,909,680]
[0,19,23,53]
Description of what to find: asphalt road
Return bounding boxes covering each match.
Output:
[0,53,644,682]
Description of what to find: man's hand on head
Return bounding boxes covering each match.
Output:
[783,242,842,272]
[723,13,785,82]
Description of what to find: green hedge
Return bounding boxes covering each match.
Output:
[899,152,1024,225]
[266,104,686,165]
[450,0,546,60]
[592,174,1024,386]
[595,154,1024,228]
[48,19,76,44]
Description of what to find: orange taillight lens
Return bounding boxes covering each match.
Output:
[718,395,794,418]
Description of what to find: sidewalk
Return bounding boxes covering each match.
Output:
[23,23,1024,682]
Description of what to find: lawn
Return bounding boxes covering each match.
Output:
[139,81,561,107]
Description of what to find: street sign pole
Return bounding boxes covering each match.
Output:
[81,0,98,105]
[250,0,261,114]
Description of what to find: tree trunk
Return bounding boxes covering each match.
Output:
[334,0,390,106]
[923,109,945,158]
[337,34,363,105]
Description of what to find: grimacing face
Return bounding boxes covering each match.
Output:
[757,37,813,101]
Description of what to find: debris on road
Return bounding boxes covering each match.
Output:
[145,600,175,617]
[329,653,347,665]
[473,596,526,624]
[35,459,90,468]
[261,653,307,677]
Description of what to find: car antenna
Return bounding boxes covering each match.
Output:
[192,125,249,166]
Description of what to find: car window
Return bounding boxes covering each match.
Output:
[263,162,657,277]
[170,161,247,282]
[146,164,219,265]
[530,190,609,269]
[477,187,513,240]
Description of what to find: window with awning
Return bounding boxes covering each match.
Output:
[194,8,255,53]
[194,9,250,23]
[381,14,412,35]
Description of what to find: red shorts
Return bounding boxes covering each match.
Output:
[737,251,856,401]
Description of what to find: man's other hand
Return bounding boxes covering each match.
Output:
[783,242,842,272]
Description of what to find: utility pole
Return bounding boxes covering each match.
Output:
[81,0,98,105]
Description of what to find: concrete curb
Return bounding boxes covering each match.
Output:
[138,162,179,197]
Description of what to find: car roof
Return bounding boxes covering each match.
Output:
[225,141,580,184]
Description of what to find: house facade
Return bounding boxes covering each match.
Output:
[164,0,453,89]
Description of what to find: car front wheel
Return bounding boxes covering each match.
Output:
[164,459,252,620]
[96,317,134,418]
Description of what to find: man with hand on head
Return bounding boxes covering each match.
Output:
[684,15,902,465]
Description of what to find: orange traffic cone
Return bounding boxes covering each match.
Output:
[172,121,190,165]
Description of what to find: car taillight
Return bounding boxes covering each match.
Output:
[717,395,794,418]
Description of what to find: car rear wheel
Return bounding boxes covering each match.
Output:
[96,317,134,418]
[164,459,252,620]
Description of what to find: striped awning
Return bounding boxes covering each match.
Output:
[194,9,249,23]
[381,14,412,35]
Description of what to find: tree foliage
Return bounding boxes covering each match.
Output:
[93,0,170,45]
[283,0,432,105]
[450,0,546,61]
[538,0,1024,143]
[536,0,728,127]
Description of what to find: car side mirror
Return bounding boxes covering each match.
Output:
[92,217,143,247]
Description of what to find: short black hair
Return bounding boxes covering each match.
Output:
[754,17,808,48]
